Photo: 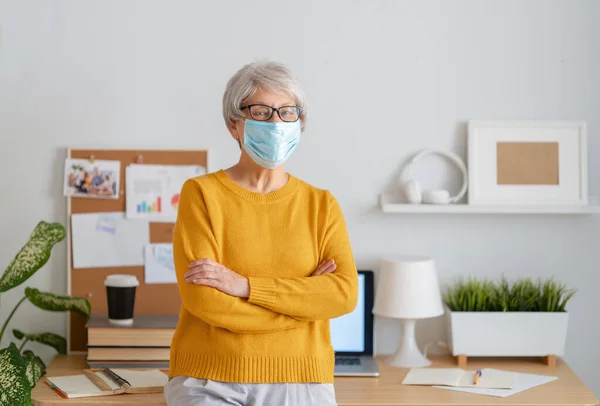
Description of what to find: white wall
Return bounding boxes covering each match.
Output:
[1,0,599,395]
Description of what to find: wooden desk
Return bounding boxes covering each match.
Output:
[32,355,598,406]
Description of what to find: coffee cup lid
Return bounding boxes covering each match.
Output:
[104,274,139,288]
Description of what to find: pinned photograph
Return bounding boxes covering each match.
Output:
[64,158,121,199]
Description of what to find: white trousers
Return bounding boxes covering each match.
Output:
[165,376,337,406]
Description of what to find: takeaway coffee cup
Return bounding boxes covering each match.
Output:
[105,274,139,326]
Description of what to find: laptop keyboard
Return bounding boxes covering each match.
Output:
[335,357,361,366]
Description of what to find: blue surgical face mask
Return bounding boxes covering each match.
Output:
[242,119,301,169]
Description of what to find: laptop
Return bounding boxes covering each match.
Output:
[332,270,379,377]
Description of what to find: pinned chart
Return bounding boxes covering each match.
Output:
[136,197,162,215]
[126,164,205,222]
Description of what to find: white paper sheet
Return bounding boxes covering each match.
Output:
[455,369,516,389]
[402,368,464,386]
[125,164,205,222]
[403,368,516,389]
[434,369,558,398]
[144,243,176,284]
[71,212,149,269]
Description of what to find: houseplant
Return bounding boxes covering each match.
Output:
[0,221,91,406]
[443,276,575,367]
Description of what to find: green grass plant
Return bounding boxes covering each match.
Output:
[443,276,575,312]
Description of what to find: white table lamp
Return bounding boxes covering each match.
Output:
[373,256,444,368]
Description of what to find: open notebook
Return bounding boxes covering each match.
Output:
[46,368,168,399]
[402,368,517,389]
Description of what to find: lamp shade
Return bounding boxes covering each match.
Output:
[373,256,444,319]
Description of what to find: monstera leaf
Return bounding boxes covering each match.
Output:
[21,350,46,388]
[0,222,66,292]
[11,330,66,355]
[25,288,91,318]
[0,343,31,406]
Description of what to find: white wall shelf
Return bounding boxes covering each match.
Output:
[380,195,600,214]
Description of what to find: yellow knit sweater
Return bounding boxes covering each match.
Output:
[169,170,358,384]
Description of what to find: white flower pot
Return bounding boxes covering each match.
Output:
[445,308,569,357]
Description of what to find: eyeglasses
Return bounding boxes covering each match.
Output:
[241,104,302,122]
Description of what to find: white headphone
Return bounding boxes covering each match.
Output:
[401,149,468,205]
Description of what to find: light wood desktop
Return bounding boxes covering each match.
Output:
[32,355,598,406]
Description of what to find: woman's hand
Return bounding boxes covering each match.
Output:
[311,259,337,276]
[185,259,250,298]
[185,258,335,297]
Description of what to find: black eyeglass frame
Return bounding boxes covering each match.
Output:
[240,104,303,122]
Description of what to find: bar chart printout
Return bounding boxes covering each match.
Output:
[126,164,205,222]
[137,197,162,214]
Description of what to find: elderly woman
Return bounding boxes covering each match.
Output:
[165,61,358,406]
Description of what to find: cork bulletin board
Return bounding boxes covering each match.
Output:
[67,148,209,353]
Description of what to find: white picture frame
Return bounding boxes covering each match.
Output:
[468,121,587,205]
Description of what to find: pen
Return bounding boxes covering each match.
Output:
[102,368,131,388]
[473,369,482,385]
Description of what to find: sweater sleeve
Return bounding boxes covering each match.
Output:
[247,192,358,321]
[174,179,307,333]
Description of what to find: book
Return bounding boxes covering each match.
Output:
[46,368,169,399]
[86,314,177,347]
[87,360,170,369]
[87,346,170,361]
[402,368,517,389]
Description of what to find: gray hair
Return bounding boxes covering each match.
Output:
[222,61,307,132]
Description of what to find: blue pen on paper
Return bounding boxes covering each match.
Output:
[473,369,482,385]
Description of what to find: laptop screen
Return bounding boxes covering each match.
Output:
[330,272,365,353]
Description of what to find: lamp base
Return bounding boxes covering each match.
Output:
[385,318,431,368]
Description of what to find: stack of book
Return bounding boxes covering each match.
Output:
[86,314,177,369]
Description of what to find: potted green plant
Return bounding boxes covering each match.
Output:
[0,221,91,406]
[443,277,575,367]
